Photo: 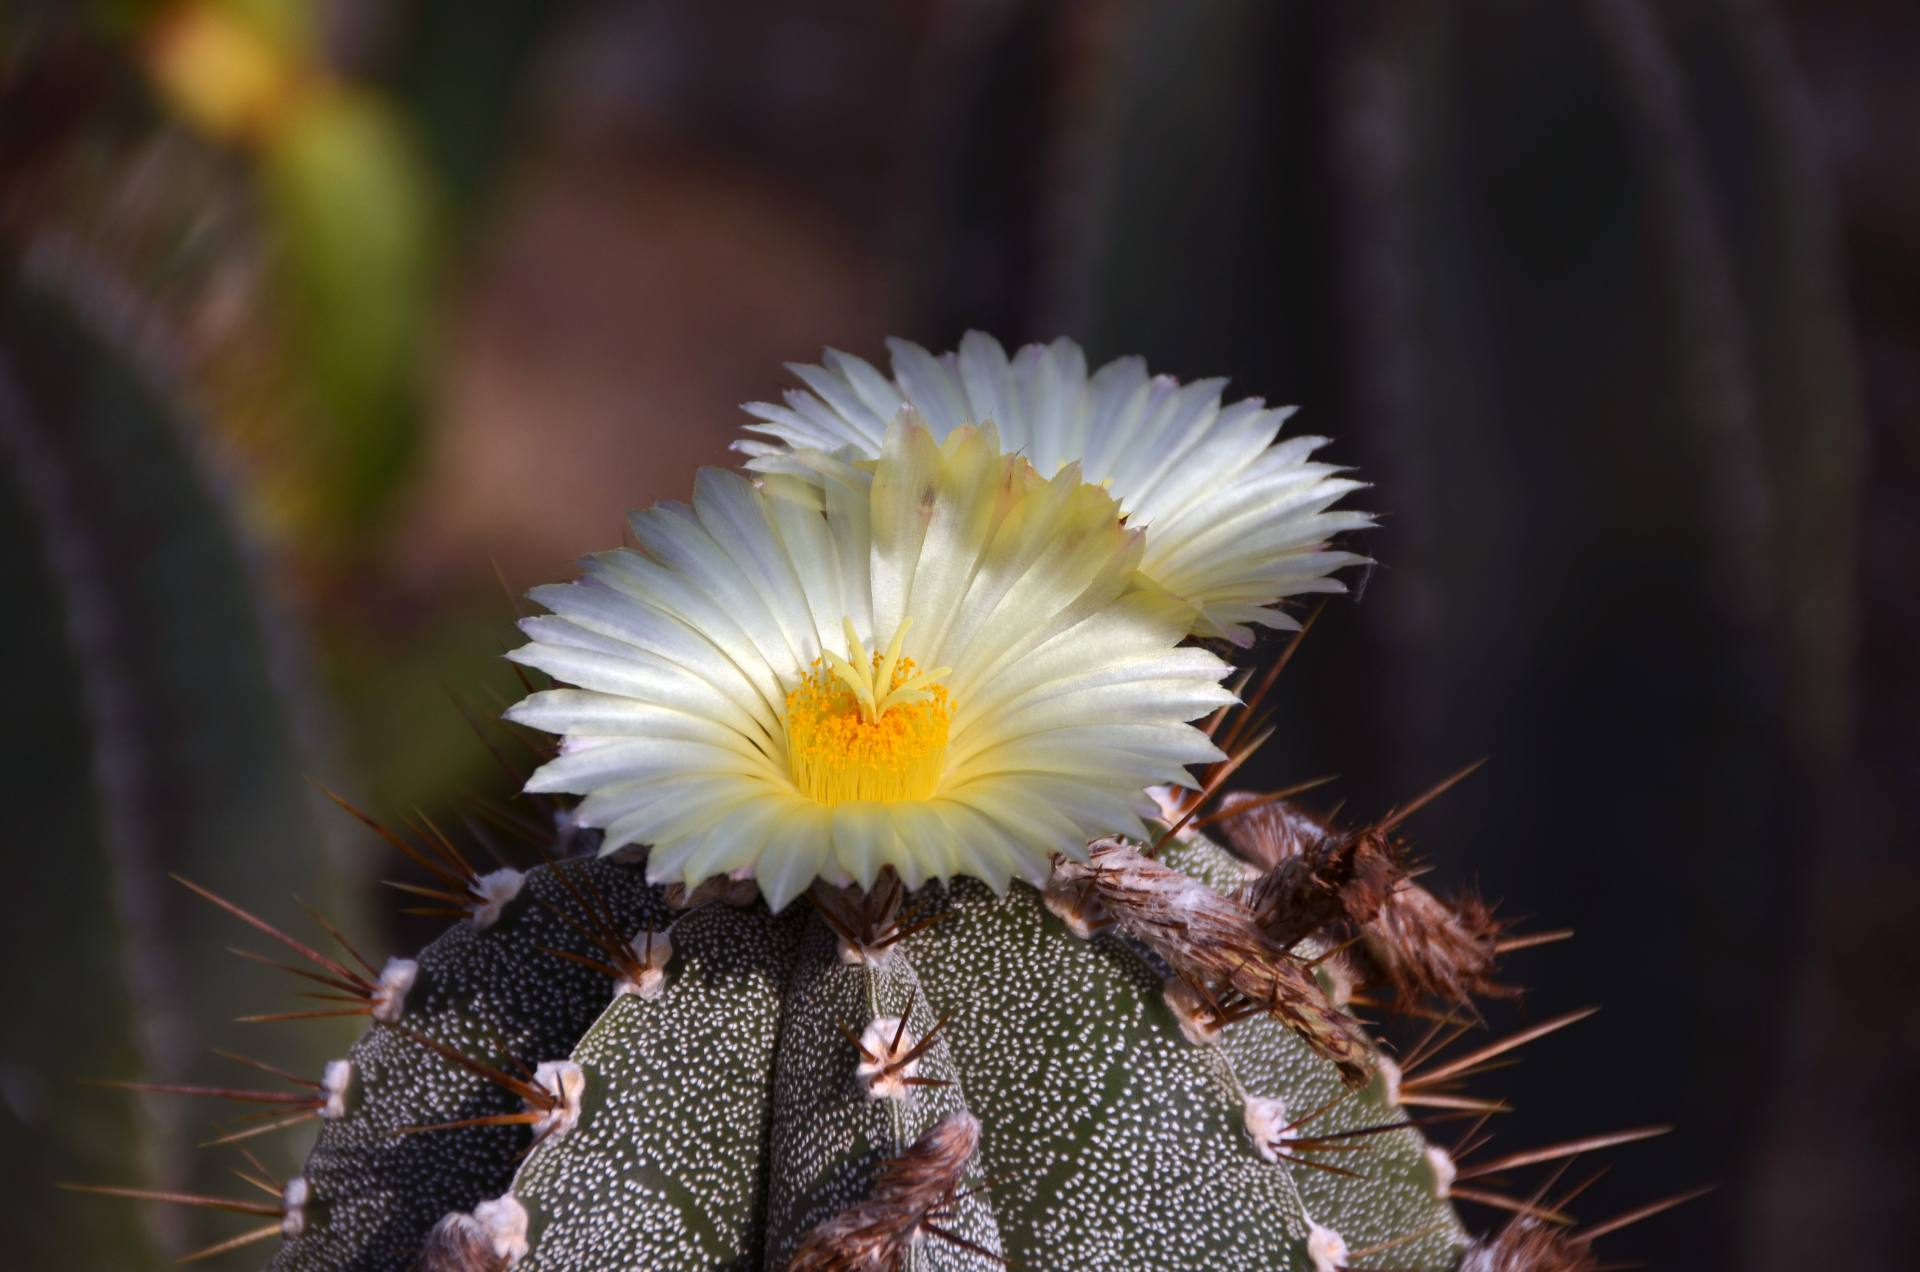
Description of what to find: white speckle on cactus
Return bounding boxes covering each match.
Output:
[275,863,675,1268]
[370,957,417,1023]
[469,868,525,930]
[1373,1054,1403,1106]
[473,1194,529,1265]
[280,1177,309,1237]
[1306,1220,1349,1272]
[504,898,797,1269]
[855,1017,920,1101]
[1424,1145,1457,1199]
[281,850,1470,1270]
[319,1058,353,1120]
[664,875,761,910]
[1162,976,1222,1046]
[530,1060,585,1141]
[614,927,673,999]
[1042,873,1113,937]
[1242,1094,1294,1163]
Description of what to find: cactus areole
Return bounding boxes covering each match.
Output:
[101,338,1671,1270]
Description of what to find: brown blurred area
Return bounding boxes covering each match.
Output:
[399,2,942,593]
[2,1,1916,1267]
[407,139,889,591]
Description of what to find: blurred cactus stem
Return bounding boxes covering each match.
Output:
[0,253,358,1265]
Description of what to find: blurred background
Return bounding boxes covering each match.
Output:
[1,0,1913,1267]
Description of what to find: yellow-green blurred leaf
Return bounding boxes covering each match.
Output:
[262,88,435,530]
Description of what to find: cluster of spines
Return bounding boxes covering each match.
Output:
[65,622,1702,1270]
[63,1147,315,1263]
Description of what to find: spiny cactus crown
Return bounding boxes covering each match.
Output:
[71,336,1696,1270]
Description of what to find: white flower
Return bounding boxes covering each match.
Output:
[506,417,1233,910]
[735,332,1370,645]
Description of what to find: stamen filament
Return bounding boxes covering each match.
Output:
[786,620,954,805]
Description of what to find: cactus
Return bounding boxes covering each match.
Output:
[73,337,1695,1270]
[249,811,1478,1270]
[1,255,355,1266]
[174,759,1681,1272]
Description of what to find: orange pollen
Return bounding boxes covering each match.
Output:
[785,653,953,806]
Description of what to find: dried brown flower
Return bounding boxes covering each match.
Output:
[1218,793,1511,1006]
[788,1112,986,1272]
[1050,840,1373,1084]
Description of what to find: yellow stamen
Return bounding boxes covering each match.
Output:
[786,620,953,805]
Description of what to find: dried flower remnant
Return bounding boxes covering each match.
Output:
[1051,838,1373,1083]
[788,1113,990,1272]
[1215,765,1549,1007]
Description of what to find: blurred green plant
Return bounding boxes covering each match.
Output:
[0,256,359,1266]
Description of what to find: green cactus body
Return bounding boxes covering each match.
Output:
[273,826,1462,1271]
[1,262,355,1266]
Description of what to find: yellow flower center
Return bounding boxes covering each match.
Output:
[785,619,954,806]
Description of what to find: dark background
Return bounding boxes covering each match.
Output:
[2,1,1914,1267]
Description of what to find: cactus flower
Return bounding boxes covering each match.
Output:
[737,333,1370,645]
[507,416,1235,909]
